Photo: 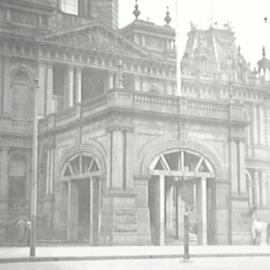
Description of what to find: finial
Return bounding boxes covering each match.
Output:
[164,6,172,26]
[237,45,241,55]
[263,46,266,58]
[133,0,140,20]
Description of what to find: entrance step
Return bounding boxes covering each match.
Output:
[165,231,198,245]
[37,229,66,244]
[78,228,90,242]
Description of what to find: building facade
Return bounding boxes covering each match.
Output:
[0,0,269,246]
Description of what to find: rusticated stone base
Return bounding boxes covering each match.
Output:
[100,192,151,245]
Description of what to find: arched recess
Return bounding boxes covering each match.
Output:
[8,155,27,208]
[11,69,33,120]
[138,139,221,246]
[56,143,106,245]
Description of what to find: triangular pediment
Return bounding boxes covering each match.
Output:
[42,22,148,58]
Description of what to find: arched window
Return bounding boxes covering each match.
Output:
[60,0,78,15]
[62,153,100,179]
[12,70,32,120]
[8,156,27,207]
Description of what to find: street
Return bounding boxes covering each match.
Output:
[2,257,270,270]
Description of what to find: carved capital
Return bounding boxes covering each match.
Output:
[106,125,134,133]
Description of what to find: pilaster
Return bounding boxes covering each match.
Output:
[46,63,53,115]
[68,66,74,107]
[3,57,11,114]
[0,147,9,210]
[75,67,82,104]
[252,104,258,145]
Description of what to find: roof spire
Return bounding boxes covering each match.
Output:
[237,45,241,56]
[164,6,172,26]
[133,0,141,20]
[263,46,266,58]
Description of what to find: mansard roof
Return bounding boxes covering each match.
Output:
[41,21,149,58]
[182,25,250,74]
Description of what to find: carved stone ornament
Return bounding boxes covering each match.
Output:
[44,25,147,58]
[0,136,32,149]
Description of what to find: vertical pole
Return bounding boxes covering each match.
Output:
[183,212,190,260]
[0,147,9,211]
[175,185,179,239]
[30,77,38,257]
[89,177,94,245]
[176,0,182,96]
[201,177,207,245]
[67,181,72,242]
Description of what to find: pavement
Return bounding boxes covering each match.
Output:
[1,245,270,263]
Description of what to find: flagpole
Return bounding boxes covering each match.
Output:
[176,0,182,96]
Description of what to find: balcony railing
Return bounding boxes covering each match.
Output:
[0,115,32,134]
[39,90,247,133]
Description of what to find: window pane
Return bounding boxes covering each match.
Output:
[61,0,78,15]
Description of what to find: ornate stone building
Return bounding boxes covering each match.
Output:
[0,0,269,246]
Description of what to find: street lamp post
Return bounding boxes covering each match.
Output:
[30,77,39,257]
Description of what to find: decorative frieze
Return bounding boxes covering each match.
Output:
[0,136,32,149]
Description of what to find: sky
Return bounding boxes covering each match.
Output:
[119,0,270,68]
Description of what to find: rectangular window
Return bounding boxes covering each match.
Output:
[61,0,78,15]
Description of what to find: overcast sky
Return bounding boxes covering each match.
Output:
[119,0,270,68]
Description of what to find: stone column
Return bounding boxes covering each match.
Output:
[67,181,78,242]
[176,186,185,240]
[230,141,238,193]
[0,147,9,210]
[165,185,173,231]
[110,130,124,189]
[199,177,207,245]
[108,72,114,90]
[45,149,51,195]
[252,104,258,145]
[238,140,247,194]
[46,63,53,115]
[258,105,265,145]
[261,171,267,206]
[68,66,74,107]
[125,128,135,190]
[158,174,165,246]
[254,171,260,205]
[75,68,82,104]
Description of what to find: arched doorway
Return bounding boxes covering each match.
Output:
[148,149,215,245]
[61,153,103,245]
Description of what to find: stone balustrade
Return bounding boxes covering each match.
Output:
[39,89,247,133]
[0,115,32,134]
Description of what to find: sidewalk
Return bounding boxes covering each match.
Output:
[1,245,270,263]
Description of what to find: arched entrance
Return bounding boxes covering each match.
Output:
[61,153,103,245]
[148,149,215,245]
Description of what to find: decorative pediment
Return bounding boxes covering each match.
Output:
[42,23,148,58]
